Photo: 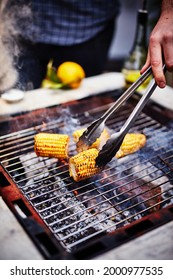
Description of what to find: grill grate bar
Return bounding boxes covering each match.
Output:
[3,153,55,169]
[63,193,173,249]
[17,138,173,186]
[0,103,117,142]
[20,165,68,189]
[9,158,58,178]
[37,168,172,228]
[0,120,163,164]
[16,165,68,184]
[35,160,158,217]
[96,187,128,220]
[24,151,172,225]
[0,96,173,252]
[45,178,171,233]
[53,187,173,244]
[159,156,173,173]
[0,115,162,168]
[12,147,172,214]
[2,119,171,173]
[0,140,34,156]
[0,120,67,149]
[0,135,34,149]
[0,145,33,161]
[0,118,66,141]
[108,114,158,129]
[26,156,151,206]
[0,109,158,151]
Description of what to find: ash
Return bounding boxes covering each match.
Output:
[15,122,173,250]
[19,152,118,250]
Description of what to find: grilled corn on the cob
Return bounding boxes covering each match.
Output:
[69,133,146,181]
[73,127,110,150]
[34,132,69,159]
[69,148,101,182]
[116,133,146,158]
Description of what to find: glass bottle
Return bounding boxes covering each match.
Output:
[122,8,151,91]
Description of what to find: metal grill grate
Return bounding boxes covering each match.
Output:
[0,102,173,252]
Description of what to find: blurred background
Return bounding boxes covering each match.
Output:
[109,0,161,60]
[107,0,173,87]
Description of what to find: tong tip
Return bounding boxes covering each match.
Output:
[76,136,90,153]
[96,133,124,167]
[76,119,105,152]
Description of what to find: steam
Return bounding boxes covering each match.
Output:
[0,0,31,92]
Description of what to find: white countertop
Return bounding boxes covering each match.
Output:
[0,72,124,116]
[0,72,173,116]
[0,197,43,260]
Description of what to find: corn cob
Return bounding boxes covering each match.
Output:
[116,133,146,159]
[69,148,101,182]
[73,127,110,150]
[34,132,69,159]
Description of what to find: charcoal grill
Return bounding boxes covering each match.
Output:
[0,89,173,259]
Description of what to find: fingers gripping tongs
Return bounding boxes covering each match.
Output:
[76,65,166,167]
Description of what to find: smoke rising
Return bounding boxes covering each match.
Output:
[0,0,32,92]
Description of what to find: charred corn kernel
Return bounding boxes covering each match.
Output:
[73,127,110,150]
[116,133,146,158]
[34,132,69,159]
[69,148,101,182]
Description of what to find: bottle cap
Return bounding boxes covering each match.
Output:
[138,9,148,24]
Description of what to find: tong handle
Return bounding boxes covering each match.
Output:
[121,80,157,134]
[120,64,166,135]
[96,64,166,167]
[96,80,157,167]
[77,66,153,152]
[101,65,153,122]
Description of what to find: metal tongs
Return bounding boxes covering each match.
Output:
[77,65,166,167]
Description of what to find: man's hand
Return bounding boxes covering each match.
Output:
[141,0,173,88]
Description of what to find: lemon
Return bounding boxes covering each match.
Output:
[57,61,85,89]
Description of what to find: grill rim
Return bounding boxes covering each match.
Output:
[1,166,173,260]
[0,91,172,258]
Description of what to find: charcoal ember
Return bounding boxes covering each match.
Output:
[116,179,161,213]
[58,226,98,249]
